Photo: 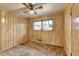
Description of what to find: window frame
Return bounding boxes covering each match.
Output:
[33,21,42,31]
[43,20,53,31]
[33,20,53,31]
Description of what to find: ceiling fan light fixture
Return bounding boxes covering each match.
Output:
[29,10,34,14]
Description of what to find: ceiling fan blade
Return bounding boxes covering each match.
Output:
[28,3,33,7]
[22,3,34,10]
[35,6,43,10]
[22,3,29,8]
[23,10,29,13]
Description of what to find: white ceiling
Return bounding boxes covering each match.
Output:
[0,3,66,18]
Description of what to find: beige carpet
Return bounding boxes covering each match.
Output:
[0,42,66,56]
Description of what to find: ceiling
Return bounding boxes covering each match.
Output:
[0,3,66,18]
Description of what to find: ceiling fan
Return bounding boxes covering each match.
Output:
[22,3,43,15]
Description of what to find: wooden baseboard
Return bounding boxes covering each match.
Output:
[30,40,63,48]
[63,47,71,56]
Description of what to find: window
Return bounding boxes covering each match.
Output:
[33,21,42,30]
[33,20,53,30]
[43,20,53,30]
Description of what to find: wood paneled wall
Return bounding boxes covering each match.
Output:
[71,4,79,55]
[64,4,72,56]
[0,10,28,50]
[28,12,64,47]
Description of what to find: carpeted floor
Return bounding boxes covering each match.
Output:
[0,42,66,56]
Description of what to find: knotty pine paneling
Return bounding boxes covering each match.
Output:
[64,4,72,56]
[0,11,28,50]
[28,12,64,47]
[71,4,79,56]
